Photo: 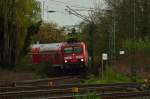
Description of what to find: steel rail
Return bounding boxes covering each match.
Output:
[0,86,131,92]
[0,83,149,96]
[0,86,133,95]
[0,82,149,92]
[47,91,150,99]
[0,83,149,99]
[15,76,79,85]
[0,76,80,87]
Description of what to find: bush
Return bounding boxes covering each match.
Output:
[74,92,100,99]
[101,68,130,83]
[85,68,130,84]
[34,61,52,78]
[16,54,53,78]
[123,38,150,54]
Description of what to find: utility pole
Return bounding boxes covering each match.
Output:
[131,0,137,82]
[108,9,116,67]
[89,22,94,67]
[112,11,116,67]
[42,0,45,20]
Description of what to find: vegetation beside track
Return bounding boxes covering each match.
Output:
[0,62,54,81]
[74,92,100,99]
[85,68,144,84]
[0,69,37,82]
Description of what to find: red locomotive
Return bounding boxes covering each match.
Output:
[31,42,89,72]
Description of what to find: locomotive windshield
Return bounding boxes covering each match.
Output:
[64,46,82,54]
[73,47,82,53]
[64,47,73,54]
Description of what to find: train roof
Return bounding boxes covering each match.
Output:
[31,42,85,52]
[31,43,63,52]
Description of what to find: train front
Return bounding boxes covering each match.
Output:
[61,42,88,72]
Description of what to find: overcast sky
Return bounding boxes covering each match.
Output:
[40,0,104,26]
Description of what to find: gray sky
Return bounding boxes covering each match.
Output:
[40,0,104,26]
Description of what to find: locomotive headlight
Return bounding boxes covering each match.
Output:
[81,59,84,62]
[64,60,67,63]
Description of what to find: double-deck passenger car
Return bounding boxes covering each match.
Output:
[31,42,88,72]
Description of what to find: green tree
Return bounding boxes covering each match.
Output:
[105,0,150,40]
[80,0,150,68]
[0,0,41,68]
[33,22,66,43]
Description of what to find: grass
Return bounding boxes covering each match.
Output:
[73,92,100,99]
[123,38,150,54]
[73,67,145,99]
[85,68,130,84]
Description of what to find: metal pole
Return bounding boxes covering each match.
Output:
[113,13,116,67]
[42,1,45,20]
[131,0,137,82]
[101,59,104,79]
[109,11,116,67]
[89,22,94,67]
[47,6,48,21]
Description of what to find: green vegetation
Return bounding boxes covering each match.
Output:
[85,68,130,84]
[34,62,53,78]
[123,38,150,53]
[85,67,145,84]
[32,22,66,43]
[0,0,41,68]
[79,0,150,78]
[15,62,53,78]
[81,0,150,62]
[74,92,100,99]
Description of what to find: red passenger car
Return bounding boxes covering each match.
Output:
[31,42,88,71]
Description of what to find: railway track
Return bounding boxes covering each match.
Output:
[47,91,150,99]
[15,75,83,86]
[0,82,150,99]
[0,75,82,87]
[0,82,147,92]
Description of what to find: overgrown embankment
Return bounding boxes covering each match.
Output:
[117,38,150,78]
[0,69,36,82]
[85,68,131,84]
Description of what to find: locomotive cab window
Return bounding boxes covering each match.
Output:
[64,46,82,54]
[64,47,73,54]
[74,47,82,53]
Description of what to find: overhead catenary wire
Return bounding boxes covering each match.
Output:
[65,6,90,22]
[43,0,99,25]
[50,0,95,10]
[46,0,94,16]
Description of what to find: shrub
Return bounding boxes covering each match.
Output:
[85,68,130,84]
[24,61,52,78]
[123,38,150,54]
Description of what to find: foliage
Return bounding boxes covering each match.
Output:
[22,21,42,56]
[123,38,150,54]
[80,0,150,69]
[74,92,100,99]
[85,68,130,84]
[33,22,66,43]
[101,68,130,83]
[104,0,150,48]
[0,0,41,68]
[33,62,52,78]
[15,61,52,78]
